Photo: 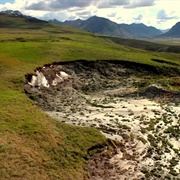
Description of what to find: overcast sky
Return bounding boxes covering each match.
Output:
[0,0,179,29]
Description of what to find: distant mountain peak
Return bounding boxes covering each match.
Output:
[60,16,134,39]
[159,21,180,38]
[0,10,49,29]
[131,22,144,25]
[0,10,44,22]
[88,15,112,22]
[1,10,23,16]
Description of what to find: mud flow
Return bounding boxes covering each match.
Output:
[25,60,180,180]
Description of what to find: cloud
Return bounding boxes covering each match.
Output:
[157,9,178,22]
[50,0,91,9]
[108,12,116,18]
[26,1,47,10]
[26,0,93,11]
[133,14,143,20]
[76,11,90,16]
[75,10,92,19]
[41,11,68,21]
[96,0,129,8]
[26,0,156,11]
[125,0,155,8]
[96,0,156,9]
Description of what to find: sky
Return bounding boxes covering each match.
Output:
[0,0,180,30]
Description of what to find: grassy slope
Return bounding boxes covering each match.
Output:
[0,16,180,179]
[0,26,107,179]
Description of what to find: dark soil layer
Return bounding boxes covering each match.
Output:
[25,60,180,111]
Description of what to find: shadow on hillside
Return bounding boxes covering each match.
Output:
[101,36,180,53]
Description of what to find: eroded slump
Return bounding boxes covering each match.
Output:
[24,60,180,180]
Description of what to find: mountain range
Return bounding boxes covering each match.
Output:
[0,10,180,39]
[50,16,180,39]
[62,16,134,39]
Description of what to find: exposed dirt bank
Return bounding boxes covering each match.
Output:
[24,60,180,180]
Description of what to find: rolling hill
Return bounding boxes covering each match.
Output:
[0,10,50,29]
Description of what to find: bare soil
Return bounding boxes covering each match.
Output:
[24,60,180,180]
